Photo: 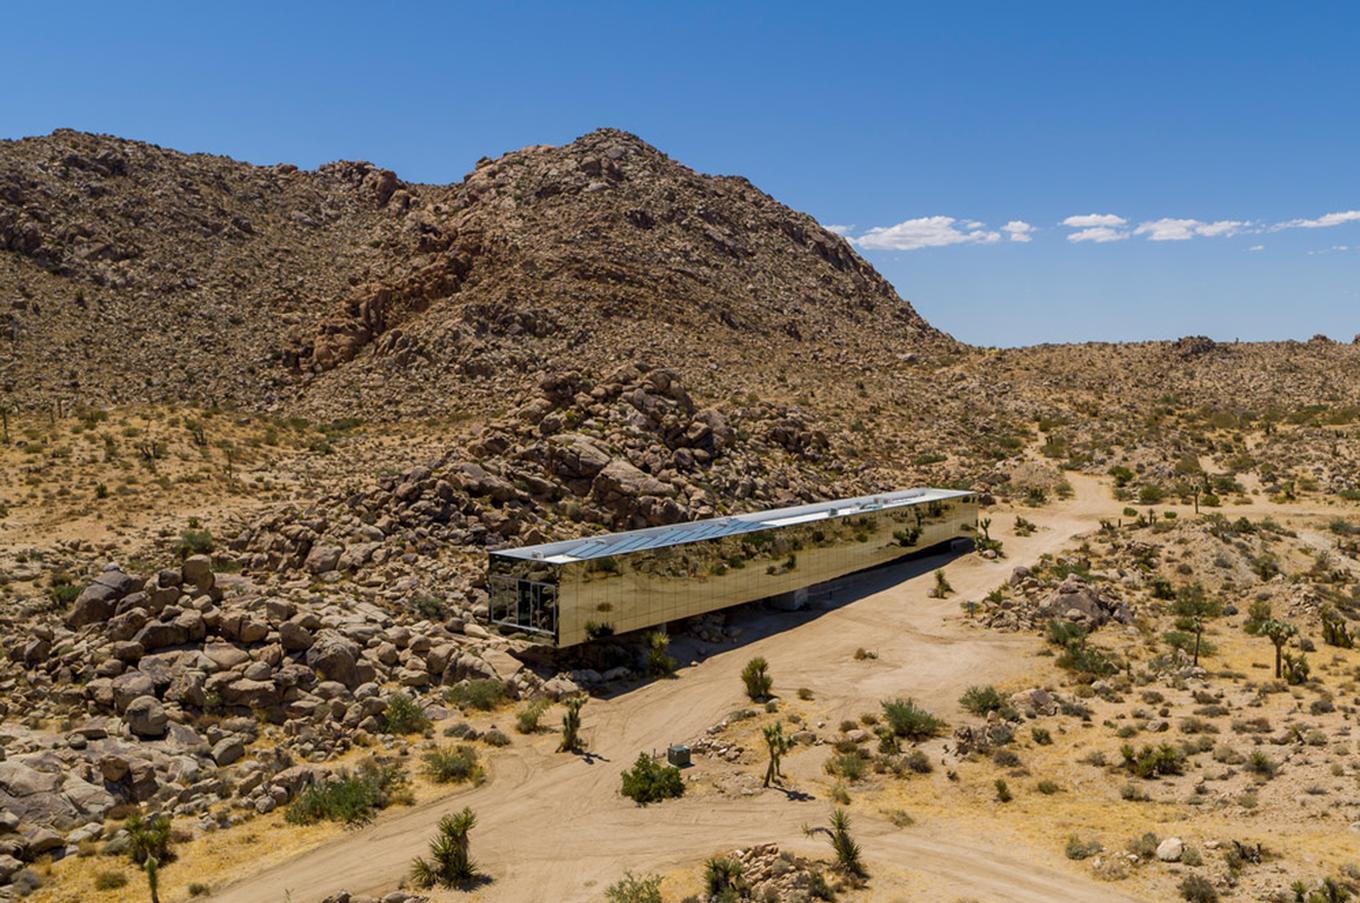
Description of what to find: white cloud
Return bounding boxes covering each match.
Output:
[1132,218,1250,241]
[1248,244,1264,252]
[823,224,854,236]
[1002,220,1035,242]
[1062,213,1126,228]
[1274,210,1360,230]
[1067,226,1128,243]
[853,216,1002,251]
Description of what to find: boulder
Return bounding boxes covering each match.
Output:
[304,544,344,575]
[124,695,168,738]
[1156,837,1184,862]
[306,630,362,688]
[67,569,141,628]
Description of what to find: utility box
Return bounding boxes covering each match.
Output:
[667,744,691,767]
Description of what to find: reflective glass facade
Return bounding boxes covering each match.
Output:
[489,490,977,647]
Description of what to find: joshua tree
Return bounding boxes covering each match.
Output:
[144,855,160,903]
[558,695,585,752]
[741,657,772,700]
[410,808,478,887]
[1260,619,1299,679]
[762,721,794,787]
[804,808,865,878]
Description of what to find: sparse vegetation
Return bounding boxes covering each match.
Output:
[410,807,479,888]
[620,752,684,805]
[741,656,773,700]
[285,760,409,826]
[422,745,484,785]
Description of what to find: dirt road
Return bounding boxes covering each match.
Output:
[211,473,1143,903]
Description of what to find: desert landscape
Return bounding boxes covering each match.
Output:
[1,120,1359,903]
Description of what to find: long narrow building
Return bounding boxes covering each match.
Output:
[487,488,978,647]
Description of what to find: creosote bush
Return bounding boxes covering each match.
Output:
[446,679,507,711]
[515,698,550,734]
[620,753,684,805]
[383,694,431,735]
[959,685,1007,717]
[605,871,664,903]
[422,745,484,785]
[285,760,409,826]
[881,697,945,741]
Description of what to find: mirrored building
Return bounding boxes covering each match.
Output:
[488,488,978,647]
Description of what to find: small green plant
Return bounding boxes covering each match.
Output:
[558,695,586,752]
[187,883,210,897]
[174,527,214,557]
[620,753,685,805]
[1065,835,1102,860]
[1246,750,1279,779]
[933,570,954,597]
[422,745,484,785]
[285,760,408,826]
[515,698,550,734]
[959,685,1007,716]
[741,656,773,700]
[880,697,945,740]
[383,695,431,735]
[994,778,1013,802]
[605,871,664,903]
[446,679,507,711]
[410,807,478,888]
[481,728,510,747]
[1120,743,1185,779]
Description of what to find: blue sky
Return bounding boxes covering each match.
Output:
[5,2,1357,345]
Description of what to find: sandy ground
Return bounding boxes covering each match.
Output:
[205,471,1146,903]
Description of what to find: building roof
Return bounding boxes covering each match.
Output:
[491,487,973,564]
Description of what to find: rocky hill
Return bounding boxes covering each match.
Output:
[0,127,948,417]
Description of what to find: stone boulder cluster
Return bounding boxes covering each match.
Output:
[977,566,1135,632]
[720,844,839,902]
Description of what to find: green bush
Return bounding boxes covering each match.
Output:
[620,753,684,805]
[645,630,677,677]
[286,760,408,826]
[1065,835,1102,860]
[446,679,507,711]
[482,728,511,747]
[705,857,746,900]
[959,685,1007,716]
[881,697,945,740]
[175,527,215,557]
[422,745,483,785]
[605,872,664,903]
[825,751,866,781]
[515,699,550,734]
[1246,750,1278,778]
[994,778,1013,802]
[1120,743,1185,779]
[410,808,477,888]
[383,695,431,735]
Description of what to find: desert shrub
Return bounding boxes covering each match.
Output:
[1127,831,1160,860]
[1031,727,1053,745]
[174,527,214,557]
[515,698,550,734]
[959,685,1007,716]
[1065,835,1103,860]
[881,697,945,740]
[1179,874,1219,903]
[992,749,1021,768]
[481,728,510,747]
[1246,750,1278,778]
[286,760,408,826]
[1120,743,1185,778]
[994,778,1012,802]
[94,871,129,890]
[620,753,684,805]
[605,872,664,903]
[446,679,506,711]
[422,745,483,785]
[1057,641,1118,678]
[797,687,814,700]
[1036,779,1060,795]
[741,657,773,700]
[383,695,431,735]
[828,750,868,781]
[47,572,81,607]
[904,749,932,773]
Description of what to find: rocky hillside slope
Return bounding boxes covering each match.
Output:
[0,127,947,417]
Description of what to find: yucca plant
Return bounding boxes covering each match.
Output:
[804,807,865,878]
[410,807,478,887]
[559,695,586,752]
[704,856,745,899]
